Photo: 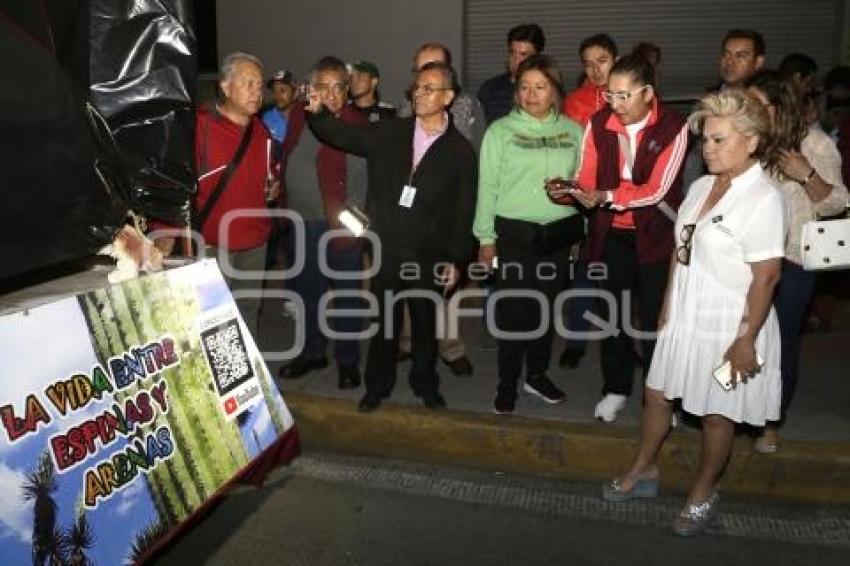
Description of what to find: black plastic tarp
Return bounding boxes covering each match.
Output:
[0,0,124,281]
[89,0,196,226]
[0,0,196,281]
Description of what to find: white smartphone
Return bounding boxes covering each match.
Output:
[713,354,765,391]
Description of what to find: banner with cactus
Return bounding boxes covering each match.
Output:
[0,259,295,564]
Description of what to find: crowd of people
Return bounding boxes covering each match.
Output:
[151,23,850,536]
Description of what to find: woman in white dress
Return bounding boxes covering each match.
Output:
[602,90,787,536]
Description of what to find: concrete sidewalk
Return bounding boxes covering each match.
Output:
[258,297,850,505]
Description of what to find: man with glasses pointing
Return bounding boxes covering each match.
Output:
[305,62,478,413]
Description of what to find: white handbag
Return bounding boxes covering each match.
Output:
[800,217,850,270]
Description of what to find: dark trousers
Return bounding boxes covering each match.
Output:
[494,216,581,396]
[563,258,597,352]
[211,243,268,340]
[364,250,444,399]
[287,220,364,367]
[598,229,669,396]
[774,259,816,418]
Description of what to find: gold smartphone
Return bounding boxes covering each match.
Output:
[713,354,764,391]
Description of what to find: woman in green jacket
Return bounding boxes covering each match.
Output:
[474,54,584,414]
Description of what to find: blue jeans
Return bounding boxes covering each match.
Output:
[287,220,364,367]
[773,259,816,418]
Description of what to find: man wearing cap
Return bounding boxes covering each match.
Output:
[349,60,396,123]
[261,70,297,272]
[262,70,297,148]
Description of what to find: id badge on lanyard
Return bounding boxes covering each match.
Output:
[400,161,418,208]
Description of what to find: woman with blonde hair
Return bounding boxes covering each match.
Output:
[602,90,787,536]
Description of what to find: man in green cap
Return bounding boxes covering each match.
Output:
[348,60,396,123]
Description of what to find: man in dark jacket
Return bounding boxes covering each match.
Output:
[306,62,478,412]
[348,60,396,123]
[681,29,766,190]
[477,23,545,124]
[395,41,483,376]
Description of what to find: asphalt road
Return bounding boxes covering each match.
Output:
[150,451,850,566]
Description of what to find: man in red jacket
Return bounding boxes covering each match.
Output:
[563,34,618,127]
[155,51,276,339]
[558,34,619,370]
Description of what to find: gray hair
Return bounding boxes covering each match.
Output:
[309,55,348,86]
[220,52,263,82]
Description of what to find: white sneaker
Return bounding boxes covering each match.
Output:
[594,394,627,423]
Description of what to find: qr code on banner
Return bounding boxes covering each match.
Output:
[200,319,255,396]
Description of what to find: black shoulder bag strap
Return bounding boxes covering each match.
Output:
[194,119,255,231]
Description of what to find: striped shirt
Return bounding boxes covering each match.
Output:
[577,102,689,229]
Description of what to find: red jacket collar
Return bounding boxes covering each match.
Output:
[579,79,605,96]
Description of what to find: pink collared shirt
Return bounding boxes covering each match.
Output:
[412,112,449,169]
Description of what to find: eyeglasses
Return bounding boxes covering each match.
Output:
[677,223,696,265]
[602,85,650,104]
[411,84,452,96]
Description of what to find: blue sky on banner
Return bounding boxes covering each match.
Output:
[0,298,157,565]
[0,261,291,564]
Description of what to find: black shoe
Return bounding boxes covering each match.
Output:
[420,391,447,410]
[358,392,383,413]
[493,389,516,415]
[443,355,473,376]
[523,374,566,404]
[338,365,361,389]
[278,356,329,379]
[559,347,584,368]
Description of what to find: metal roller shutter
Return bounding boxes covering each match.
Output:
[465,0,845,100]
